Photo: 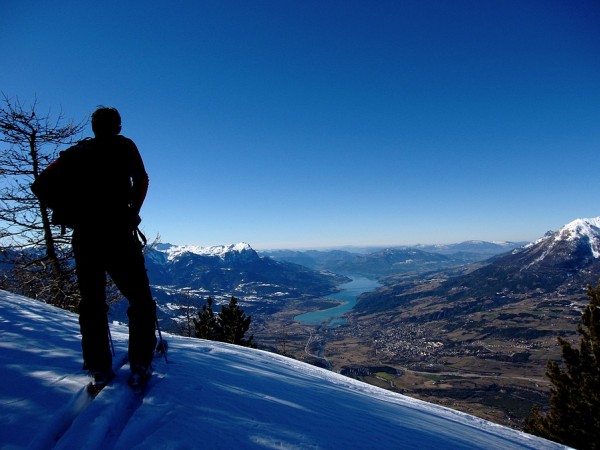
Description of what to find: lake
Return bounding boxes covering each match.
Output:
[294,275,381,327]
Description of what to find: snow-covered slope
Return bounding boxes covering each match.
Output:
[0,291,568,449]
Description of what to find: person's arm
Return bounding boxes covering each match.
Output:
[130,147,149,215]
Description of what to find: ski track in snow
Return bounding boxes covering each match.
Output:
[30,355,167,450]
[26,353,130,450]
[56,368,137,450]
[25,386,92,450]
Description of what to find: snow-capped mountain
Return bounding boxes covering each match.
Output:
[145,242,345,297]
[499,217,600,288]
[0,291,567,449]
[160,242,258,263]
[523,217,600,263]
[137,242,348,332]
[356,217,600,315]
[435,217,600,297]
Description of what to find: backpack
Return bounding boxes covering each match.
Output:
[31,139,93,231]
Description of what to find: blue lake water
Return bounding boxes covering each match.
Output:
[294,276,381,327]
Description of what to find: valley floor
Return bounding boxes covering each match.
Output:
[252,291,583,430]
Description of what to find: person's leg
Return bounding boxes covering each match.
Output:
[72,228,112,373]
[107,231,157,368]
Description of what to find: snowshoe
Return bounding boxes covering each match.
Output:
[155,339,168,357]
[86,369,115,397]
[128,364,152,391]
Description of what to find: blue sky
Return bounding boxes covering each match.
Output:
[2,1,600,249]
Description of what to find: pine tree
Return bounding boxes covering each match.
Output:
[193,296,220,341]
[193,296,256,348]
[524,282,600,449]
[218,296,255,348]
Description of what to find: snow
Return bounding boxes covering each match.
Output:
[559,218,600,258]
[0,290,570,449]
[164,242,252,261]
[523,217,600,260]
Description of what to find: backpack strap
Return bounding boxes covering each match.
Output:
[134,227,147,247]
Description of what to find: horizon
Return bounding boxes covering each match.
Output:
[157,236,530,252]
[150,213,597,250]
[3,1,600,249]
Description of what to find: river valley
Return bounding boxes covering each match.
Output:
[293,276,381,326]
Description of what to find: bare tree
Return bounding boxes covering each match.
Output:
[0,94,86,310]
[173,289,198,337]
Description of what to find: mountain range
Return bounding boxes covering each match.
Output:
[262,240,524,278]
[133,242,349,332]
[356,217,600,315]
[299,218,600,427]
[146,242,346,296]
[138,239,528,330]
[1,216,597,432]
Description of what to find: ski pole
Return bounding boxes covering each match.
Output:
[155,317,168,363]
[108,325,115,356]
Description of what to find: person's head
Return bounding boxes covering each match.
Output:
[91,106,122,137]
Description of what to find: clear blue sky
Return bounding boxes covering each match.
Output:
[2,1,600,249]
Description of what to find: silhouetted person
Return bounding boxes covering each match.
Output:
[36,106,157,389]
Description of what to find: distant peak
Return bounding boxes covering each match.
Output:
[232,242,252,252]
[163,242,255,261]
[558,217,600,258]
[525,217,600,260]
[560,217,600,239]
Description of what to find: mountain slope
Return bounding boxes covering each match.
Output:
[137,242,349,332]
[0,291,566,449]
[145,242,346,296]
[357,217,600,314]
[440,217,600,298]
